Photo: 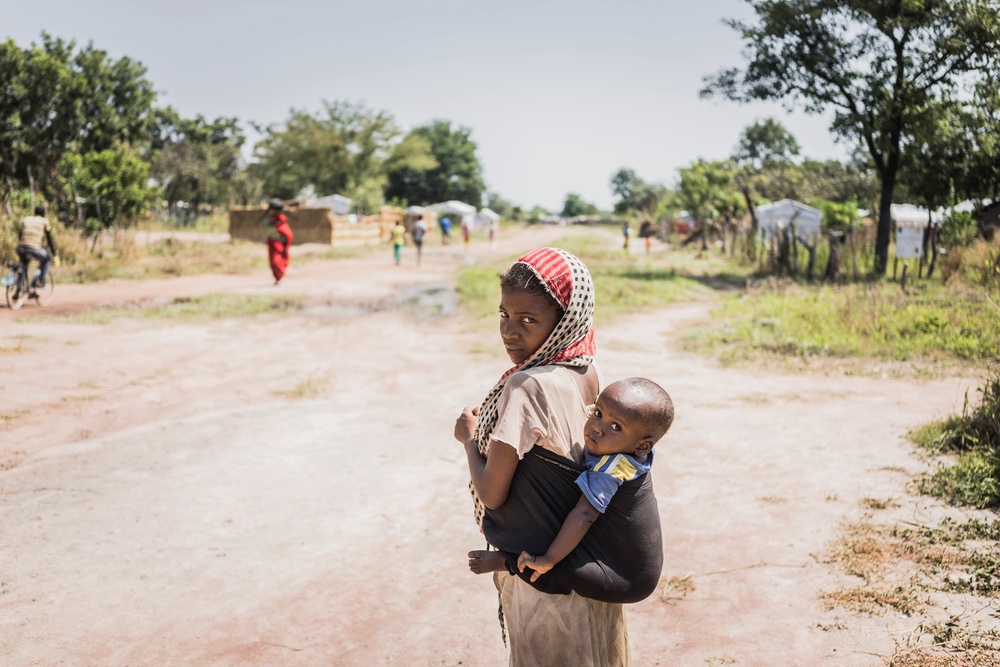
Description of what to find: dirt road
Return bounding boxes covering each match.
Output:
[0,227,976,665]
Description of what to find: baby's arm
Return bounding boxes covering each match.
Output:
[517,494,600,582]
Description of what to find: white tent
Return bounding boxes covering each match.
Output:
[475,207,500,229]
[755,199,823,241]
[312,194,352,215]
[891,203,941,228]
[427,200,477,229]
[427,200,477,216]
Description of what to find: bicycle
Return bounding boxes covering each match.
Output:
[4,259,55,310]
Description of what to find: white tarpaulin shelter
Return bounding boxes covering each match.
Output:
[428,200,477,230]
[427,200,477,216]
[475,207,500,229]
[312,194,352,215]
[891,203,941,228]
[755,199,823,241]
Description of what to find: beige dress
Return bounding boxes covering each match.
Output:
[489,364,629,667]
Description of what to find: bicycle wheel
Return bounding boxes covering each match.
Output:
[6,272,27,310]
[32,273,54,306]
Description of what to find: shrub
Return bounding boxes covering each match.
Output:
[939,209,979,248]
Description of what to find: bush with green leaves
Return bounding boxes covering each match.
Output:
[940,210,979,248]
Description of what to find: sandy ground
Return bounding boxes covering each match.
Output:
[0,226,979,666]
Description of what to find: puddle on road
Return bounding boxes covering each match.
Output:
[395,283,457,318]
[301,283,456,320]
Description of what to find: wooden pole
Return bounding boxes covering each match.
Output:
[849,219,859,282]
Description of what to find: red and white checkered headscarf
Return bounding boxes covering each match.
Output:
[470,247,596,525]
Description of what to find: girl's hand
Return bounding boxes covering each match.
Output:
[517,551,552,582]
[454,406,479,444]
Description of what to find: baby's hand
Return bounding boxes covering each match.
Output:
[517,551,553,582]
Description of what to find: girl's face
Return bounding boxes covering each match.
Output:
[498,287,562,365]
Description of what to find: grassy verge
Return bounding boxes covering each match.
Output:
[56,293,305,325]
[456,231,750,328]
[55,236,370,284]
[683,279,1000,374]
[820,371,1000,664]
[909,369,1000,509]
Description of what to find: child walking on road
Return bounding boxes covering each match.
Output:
[392,220,406,265]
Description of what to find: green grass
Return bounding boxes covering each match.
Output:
[684,281,1000,368]
[909,368,1000,508]
[55,293,305,325]
[455,231,748,327]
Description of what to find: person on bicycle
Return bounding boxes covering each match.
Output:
[16,206,58,288]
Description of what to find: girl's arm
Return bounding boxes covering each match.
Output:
[455,407,520,510]
[517,494,600,581]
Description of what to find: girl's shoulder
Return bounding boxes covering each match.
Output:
[505,364,598,401]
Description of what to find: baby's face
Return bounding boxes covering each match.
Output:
[583,383,645,457]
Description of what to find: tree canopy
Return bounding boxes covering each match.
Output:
[61,146,158,228]
[703,0,1000,274]
[677,159,737,249]
[561,192,600,217]
[148,109,247,219]
[609,168,667,218]
[250,101,406,208]
[384,120,484,207]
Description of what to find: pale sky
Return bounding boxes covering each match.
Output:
[6,0,848,211]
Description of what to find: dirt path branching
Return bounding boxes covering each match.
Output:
[1,226,996,666]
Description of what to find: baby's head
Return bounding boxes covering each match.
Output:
[585,378,674,461]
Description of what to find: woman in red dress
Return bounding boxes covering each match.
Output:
[263,199,293,284]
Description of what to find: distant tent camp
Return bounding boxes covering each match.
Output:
[427,200,477,229]
[755,199,822,241]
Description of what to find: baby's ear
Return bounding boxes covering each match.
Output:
[634,437,655,456]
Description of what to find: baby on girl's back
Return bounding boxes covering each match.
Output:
[471,376,674,580]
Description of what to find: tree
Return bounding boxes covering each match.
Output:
[485,192,516,219]
[731,118,800,254]
[676,159,736,250]
[703,1,1000,274]
[609,168,667,219]
[794,157,879,208]
[148,108,247,221]
[251,101,407,209]
[0,34,155,202]
[561,193,599,218]
[384,120,484,206]
[61,146,158,228]
[959,74,1000,204]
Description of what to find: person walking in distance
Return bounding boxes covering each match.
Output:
[392,219,406,266]
[411,217,428,266]
[262,199,293,284]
